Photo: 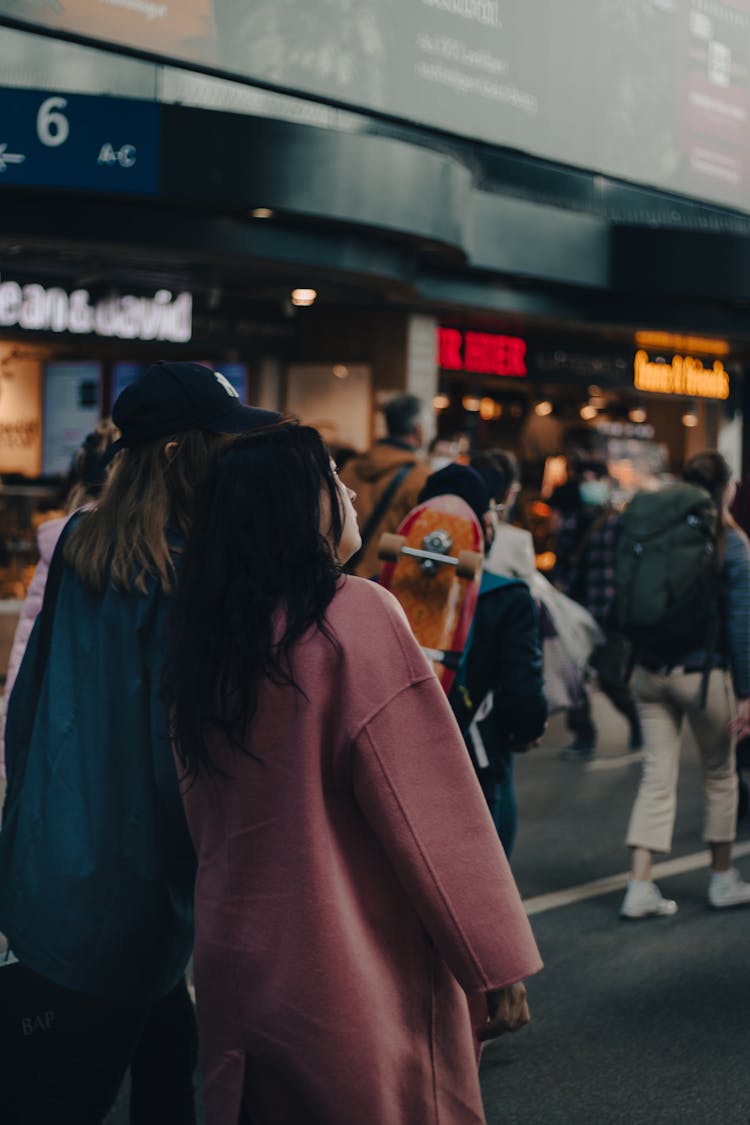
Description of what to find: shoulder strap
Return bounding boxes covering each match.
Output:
[346,462,414,573]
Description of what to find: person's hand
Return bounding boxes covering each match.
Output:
[477,981,530,1043]
[729,697,750,740]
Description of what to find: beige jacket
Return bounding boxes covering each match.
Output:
[340,441,431,577]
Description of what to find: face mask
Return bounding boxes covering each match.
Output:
[579,480,609,506]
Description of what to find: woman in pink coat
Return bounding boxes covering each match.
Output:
[168,422,542,1125]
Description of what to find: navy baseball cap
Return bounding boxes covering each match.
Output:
[418,464,490,526]
[109,362,281,453]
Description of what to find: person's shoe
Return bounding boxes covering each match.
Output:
[620,879,678,919]
[708,867,750,909]
[559,741,596,762]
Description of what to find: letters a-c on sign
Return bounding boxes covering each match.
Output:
[437,328,527,378]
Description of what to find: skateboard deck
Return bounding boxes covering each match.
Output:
[377,496,483,695]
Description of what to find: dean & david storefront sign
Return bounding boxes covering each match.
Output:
[0,276,192,343]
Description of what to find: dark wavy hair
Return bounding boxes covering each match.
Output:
[683,450,736,530]
[167,422,343,780]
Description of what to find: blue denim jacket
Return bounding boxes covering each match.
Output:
[681,526,750,698]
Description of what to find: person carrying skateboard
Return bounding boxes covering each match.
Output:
[418,464,548,856]
[341,394,431,578]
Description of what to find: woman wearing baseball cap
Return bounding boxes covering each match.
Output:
[0,362,279,1124]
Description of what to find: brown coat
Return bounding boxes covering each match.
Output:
[181,578,542,1125]
[340,441,431,577]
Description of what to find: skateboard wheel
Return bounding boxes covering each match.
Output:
[378,533,407,562]
[456,550,483,579]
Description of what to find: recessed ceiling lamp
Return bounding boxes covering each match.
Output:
[250,207,274,219]
[462,395,482,412]
[433,393,450,411]
[534,400,553,416]
[580,403,598,421]
[681,406,699,428]
[629,405,647,423]
[332,364,349,379]
[291,288,317,307]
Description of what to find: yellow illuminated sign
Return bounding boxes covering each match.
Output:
[633,350,730,400]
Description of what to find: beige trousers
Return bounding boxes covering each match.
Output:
[625,666,738,854]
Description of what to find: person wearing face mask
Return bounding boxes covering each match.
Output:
[553,460,643,760]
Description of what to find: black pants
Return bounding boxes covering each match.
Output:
[568,630,641,747]
[0,960,198,1125]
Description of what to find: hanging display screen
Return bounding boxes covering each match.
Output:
[2,1,750,214]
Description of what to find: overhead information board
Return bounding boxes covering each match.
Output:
[1,1,749,213]
[0,85,159,194]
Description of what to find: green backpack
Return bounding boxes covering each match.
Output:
[614,483,721,664]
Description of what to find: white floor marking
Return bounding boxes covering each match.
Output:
[523,839,750,916]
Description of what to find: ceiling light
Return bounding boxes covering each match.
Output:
[250,207,274,219]
[462,395,481,412]
[681,410,699,428]
[629,406,647,423]
[433,394,450,411]
[291,288,317,307]
[332,364,349,379]
[580,403,598,421]
[534,400,553,417]
[479,397,502,420]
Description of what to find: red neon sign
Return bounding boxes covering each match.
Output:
[437,327,527,377]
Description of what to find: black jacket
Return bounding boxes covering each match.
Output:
[451,573,548,779]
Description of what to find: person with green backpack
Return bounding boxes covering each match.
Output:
[616,451,750,918]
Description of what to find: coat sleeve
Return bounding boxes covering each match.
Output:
[350,672,542,995]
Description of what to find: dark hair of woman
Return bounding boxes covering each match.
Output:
[64,429,222,595]
[683,450,736,529]
[168,422,344,780]
[471,449,519,504]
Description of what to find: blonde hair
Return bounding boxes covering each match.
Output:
[64,430,221,595]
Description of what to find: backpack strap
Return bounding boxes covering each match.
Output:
[346,462,414,575]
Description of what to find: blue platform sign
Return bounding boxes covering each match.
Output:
[0,86,160,195]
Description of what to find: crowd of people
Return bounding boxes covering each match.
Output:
[0,366,748,1123]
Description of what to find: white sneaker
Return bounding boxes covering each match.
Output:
[708,867,750,909]
[620,879,678,919]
